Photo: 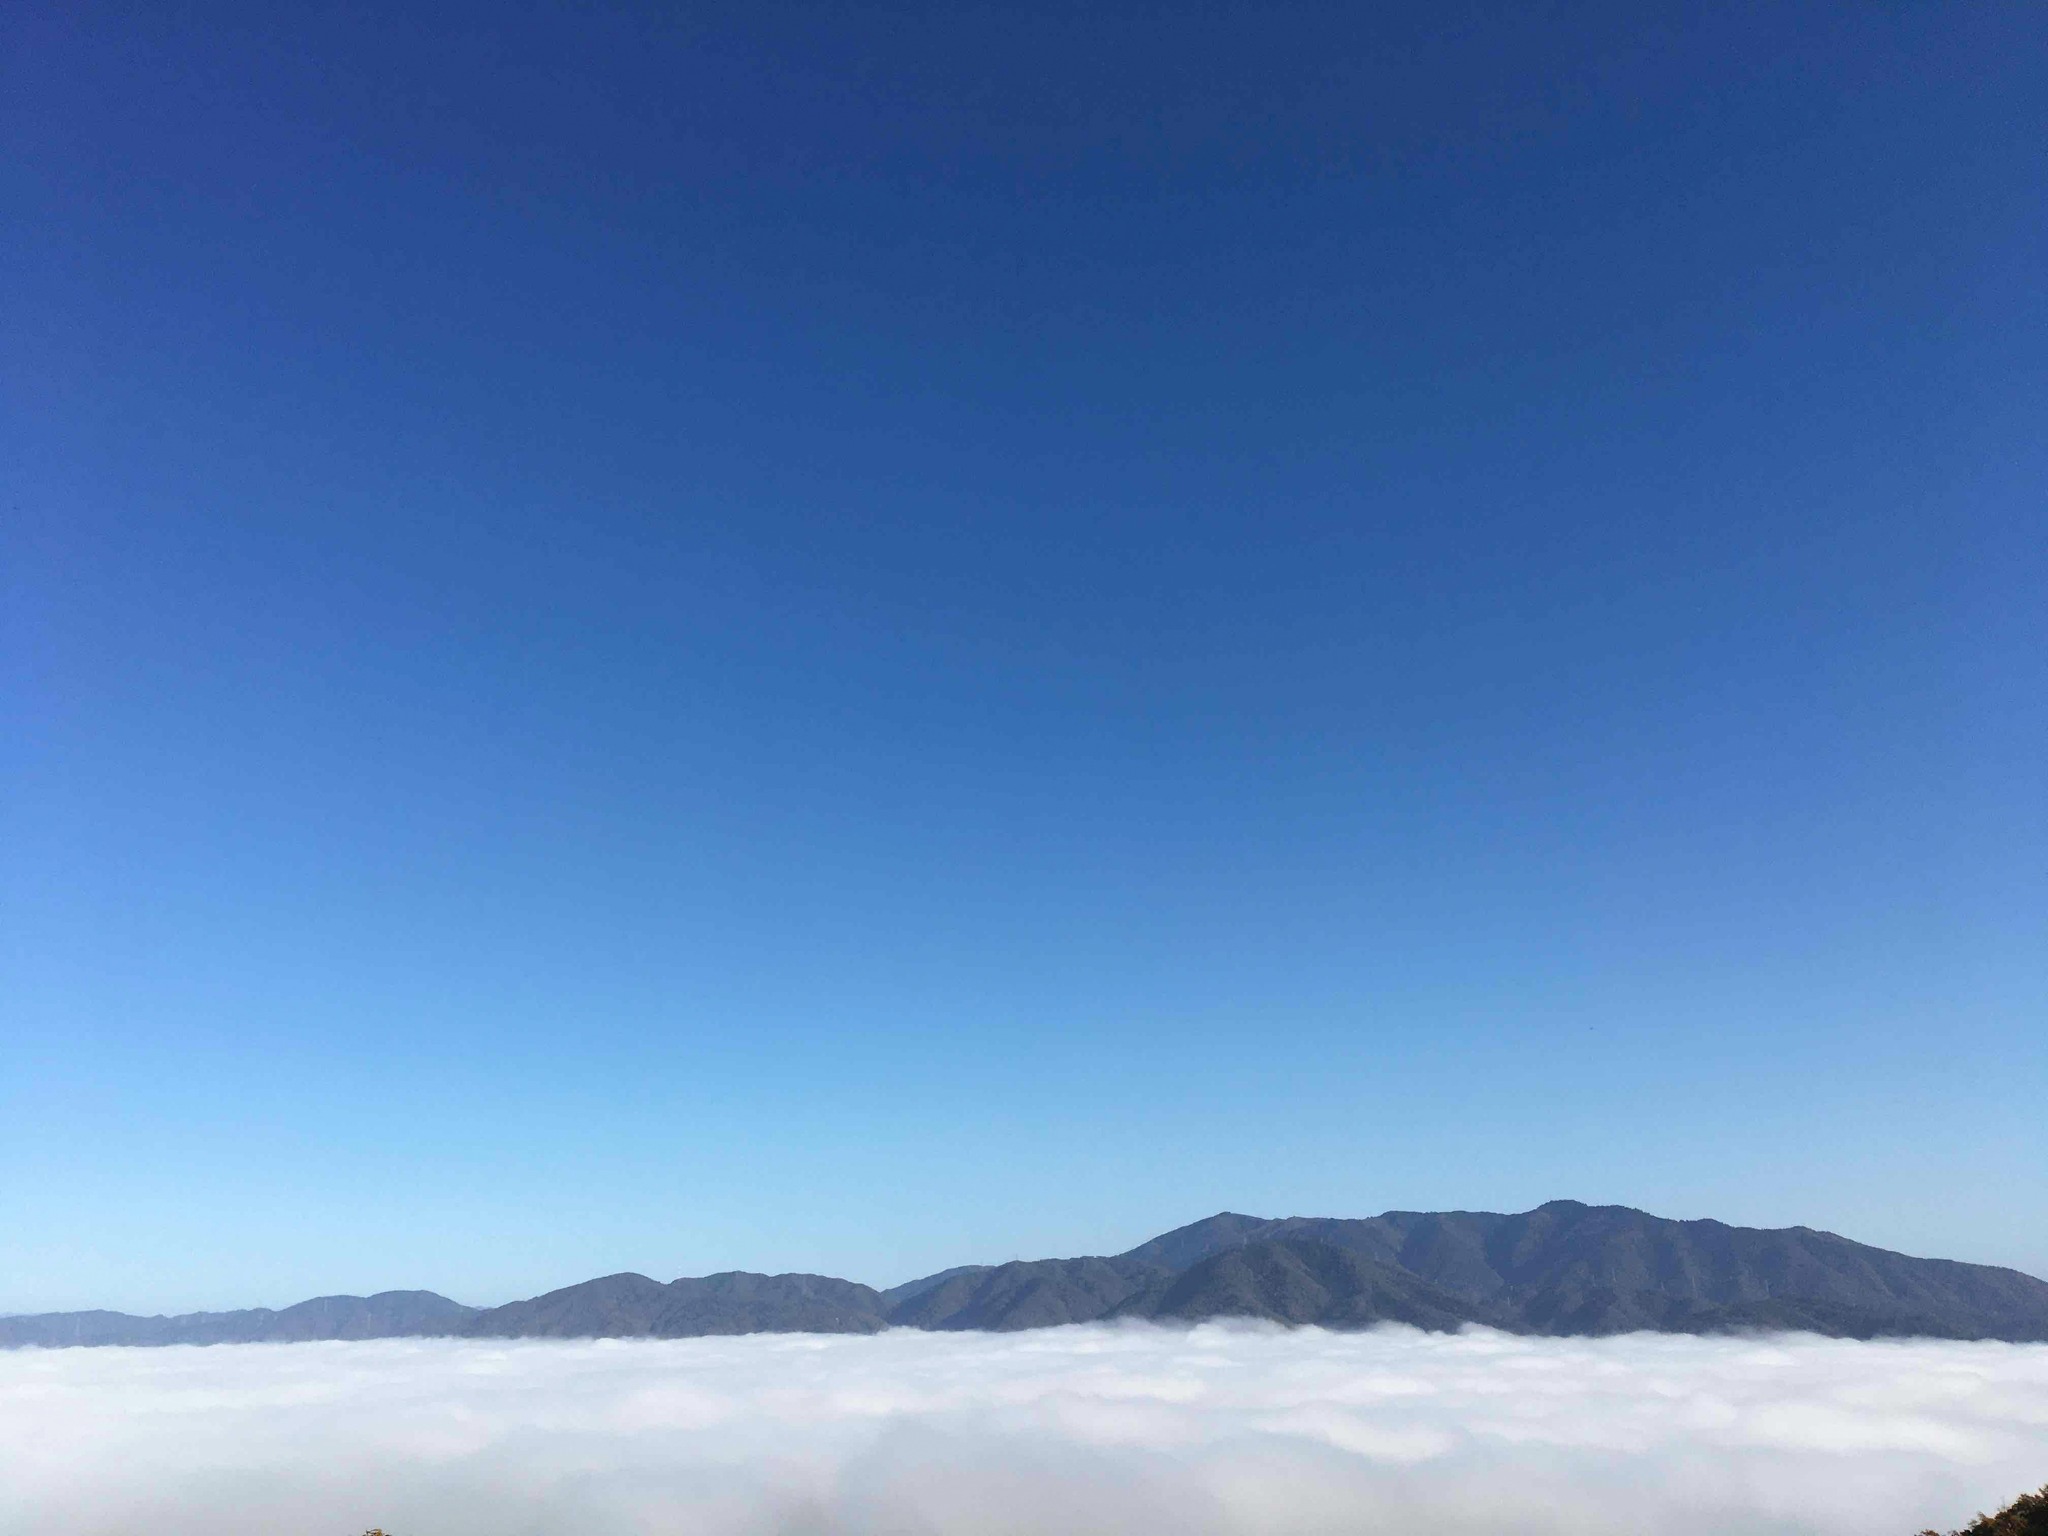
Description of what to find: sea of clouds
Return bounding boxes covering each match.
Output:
[5,1324,2046,1536]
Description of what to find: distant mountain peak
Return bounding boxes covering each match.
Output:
[9,1203,2046,1349]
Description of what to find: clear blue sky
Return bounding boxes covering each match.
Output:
[4,0,2043,1314]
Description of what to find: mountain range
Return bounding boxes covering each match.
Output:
[10,1201,2048,1347]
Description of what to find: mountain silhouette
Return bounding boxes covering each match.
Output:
[0,1290,476,1347]
[9,1202,2046,1347]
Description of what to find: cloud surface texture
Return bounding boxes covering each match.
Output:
[6,1324,2046,1536]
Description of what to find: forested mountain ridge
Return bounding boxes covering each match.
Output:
[10,1201,2046,1346]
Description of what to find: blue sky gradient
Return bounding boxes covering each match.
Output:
[4,0,2044,1311]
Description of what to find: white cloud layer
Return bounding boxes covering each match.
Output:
[5,1325,2046,1536]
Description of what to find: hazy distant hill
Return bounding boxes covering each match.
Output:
[10,1201,2048,1347]
[464,1271,889,1337]
[0,1290,476,1347]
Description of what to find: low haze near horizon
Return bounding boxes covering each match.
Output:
[4,0,2044,1315]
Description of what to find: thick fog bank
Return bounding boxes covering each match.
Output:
[5,1325,2046,1536]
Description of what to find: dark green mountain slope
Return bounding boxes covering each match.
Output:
[1119,1202,2048,1341]
[1113,1239,1484,1330]
[1117,1212,1278,1272]
[886,1257,1166,1330]
[880,1265,991,1306]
